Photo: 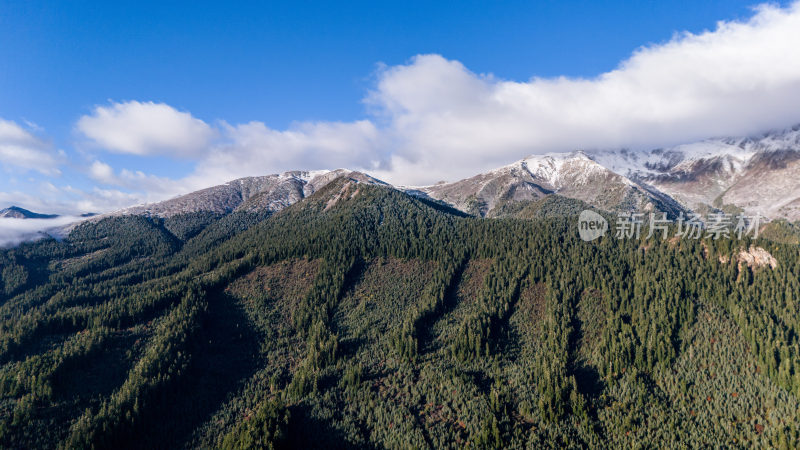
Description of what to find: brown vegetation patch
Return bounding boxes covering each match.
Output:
[52,248,110,271]
[454,259,493,307]
[335,257,438,344]
[429,258,493,343]
[516,281,547,330]
[226,258,321,321]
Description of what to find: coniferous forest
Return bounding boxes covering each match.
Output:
[1,177,800,448]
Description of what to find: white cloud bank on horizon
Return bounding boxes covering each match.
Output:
[27,0,800,215]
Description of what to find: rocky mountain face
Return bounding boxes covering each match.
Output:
[408,152,685,218]
[411,125,800,221]
[590,125,800,220]
[110,169,387,218]
[0,206,58,219]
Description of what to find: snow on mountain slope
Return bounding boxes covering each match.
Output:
[588,125,800,219]
[520,151,614,188]
[0,206,59,219]
[108,169,386,218]
[414,151,684,217]
[409,124,800,220]
[589,140,757,179]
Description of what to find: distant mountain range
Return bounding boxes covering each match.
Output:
[0,207,97,220]
[99,124,800,223]
[0,206,58,219]
[591,124,800,220]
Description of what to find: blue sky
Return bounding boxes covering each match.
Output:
[1,1,777,128]
[1,0,799,214]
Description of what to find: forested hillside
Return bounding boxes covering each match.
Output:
[1,176,799,448]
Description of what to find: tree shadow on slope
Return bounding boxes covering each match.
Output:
[329,259,368,360]
[418,260,469,354]
[130,288,263,449]
[568,302,607,441]
[283,403,358,449]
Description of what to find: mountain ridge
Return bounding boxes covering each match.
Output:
[105,169,387,219]
[588,125,800,219]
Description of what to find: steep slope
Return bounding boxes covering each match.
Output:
[113,169,387,218]
[721,147,800,219]
[411,151,685,218]
[589,125,800,219]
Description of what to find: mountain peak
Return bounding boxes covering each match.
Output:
[580,124,800,220]
[0,206,59,219]
[106,168,387,218]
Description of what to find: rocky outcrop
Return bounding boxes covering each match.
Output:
[737,246,778,269]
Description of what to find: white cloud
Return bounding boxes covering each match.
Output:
[87,159,189,203]
[88,160,116,185]
[0,182,151,247]
[186,120,385,184]
[58,185,144,214]
[74,119,386,210]
[0,184,138,216]
[76,101,217,157]
[0,119,63,175]
[189,1,800,186]
[0,189,63,215]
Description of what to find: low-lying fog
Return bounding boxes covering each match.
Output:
[0,216,85,248]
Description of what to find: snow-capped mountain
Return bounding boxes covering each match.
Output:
[0,206,58,219]
[587,125,800,220]
[409,151,685,217]
[110,169,386,218]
